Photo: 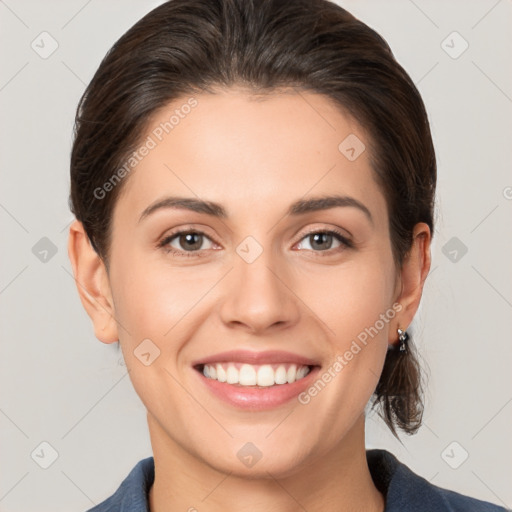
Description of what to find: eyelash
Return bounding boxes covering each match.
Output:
[158,227,353,258]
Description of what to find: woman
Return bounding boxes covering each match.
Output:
[67,0,506,510]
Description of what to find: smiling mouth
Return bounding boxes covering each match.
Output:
[194,362,315,387]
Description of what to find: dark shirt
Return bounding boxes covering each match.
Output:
[86,449,507,511]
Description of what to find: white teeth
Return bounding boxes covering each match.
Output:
[201,363,311,386]
[275,365,288,384]
[204,365,211,378]
[239,364,257,385]
[257,365,275,387]
[296,366,309,379]
[226,365,238,384]
[216,364,227,382]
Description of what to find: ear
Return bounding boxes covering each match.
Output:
[67,220,119,344]
[390,222,432,347]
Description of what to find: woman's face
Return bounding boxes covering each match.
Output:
[103,88,404,476]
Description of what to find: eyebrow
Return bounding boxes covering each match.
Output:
[138,194,373,224]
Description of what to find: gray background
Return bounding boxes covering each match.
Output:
[1,0,511,510]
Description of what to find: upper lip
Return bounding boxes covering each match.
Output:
[192,350,320,368]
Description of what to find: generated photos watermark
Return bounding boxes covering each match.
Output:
[93,97,198,200]
[298,302,403,405]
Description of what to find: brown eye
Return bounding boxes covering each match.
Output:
[308,232,335,251]
[296,230,352,253]
[160,230,215,256]
[176,232,204,251]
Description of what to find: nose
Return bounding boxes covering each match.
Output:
[219,249,300,334]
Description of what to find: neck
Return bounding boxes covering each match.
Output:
[147,414,385,512]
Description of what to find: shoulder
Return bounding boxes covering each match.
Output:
[85,456,154,512]
[367,449,508,512]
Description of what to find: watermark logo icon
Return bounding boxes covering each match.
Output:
[236,236,263,264]
[237,442,263,468]
[442,236,468,263]
[441,441,469,469]
[134,338,161,366]
[31,441,59,469]
[441,31,469,60]
[32,237,58,263]
[31,31,59,59]
[339,134,366,161]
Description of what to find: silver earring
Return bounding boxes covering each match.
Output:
[397,328,409,353]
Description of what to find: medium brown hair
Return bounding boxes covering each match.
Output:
[69,0,436,436]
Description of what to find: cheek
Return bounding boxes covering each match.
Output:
[293,286,393,449]
[111,253,219,344]
[294,249,397,343]
[293,248,396,409]
[108,258,204,412]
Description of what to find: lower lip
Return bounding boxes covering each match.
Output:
[195,366,320,410]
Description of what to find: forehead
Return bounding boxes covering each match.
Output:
[114,88,387,224]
